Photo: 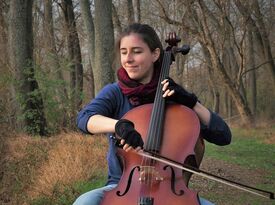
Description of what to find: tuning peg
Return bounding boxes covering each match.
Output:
[176,45,190,55]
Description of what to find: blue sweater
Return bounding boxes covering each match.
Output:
[77,83,231,185]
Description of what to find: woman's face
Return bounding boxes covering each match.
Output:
[120,33,160,84]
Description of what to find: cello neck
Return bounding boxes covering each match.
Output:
[144,51,172,152]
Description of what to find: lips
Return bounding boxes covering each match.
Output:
[125,66,139,71]
[126,65,138,68]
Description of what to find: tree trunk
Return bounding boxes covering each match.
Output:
[94,0,115,94]
[197,0,254,126]
[157,0,254,126]
[134,0,141,23]
[44,0,59,72]
[62,0,83,127]
[224,91,233,123]
[234,0,275,87]
[207,36,254,126]
[44,0,68,127]
[80,0,95,99]
[9,0,47,135]
[202,45,220,113]
[127,0,135,24]
[0,1,14,132]
[247,26,257,115]
[112,3,122,34]
[251,0,275,86]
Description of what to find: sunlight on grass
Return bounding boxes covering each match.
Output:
[205,127,275,170]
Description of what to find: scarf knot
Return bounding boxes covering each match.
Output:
[117,67,160,106]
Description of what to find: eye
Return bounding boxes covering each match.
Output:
[133,48,142,54]
[120,49,127,55]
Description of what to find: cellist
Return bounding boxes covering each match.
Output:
[73,23,231,205]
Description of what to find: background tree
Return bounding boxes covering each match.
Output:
[246,25,257,115]
[0,0,274,135]
[234,0,275,86]
[80,0,95,99]
[195,0,254,126]
[127,0,135,24]
[133,0,141,23]
[94,0,115,94]
[61,0,83,127]
[0,0,16,134]
[8,0,47,135]
[153,0,275,126]
[112,2,122,34]
[43,0,69,128]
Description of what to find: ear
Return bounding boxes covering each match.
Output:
[152,48,161,63]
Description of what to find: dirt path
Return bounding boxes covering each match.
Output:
[190,157,274,205]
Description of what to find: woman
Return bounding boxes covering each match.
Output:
[74,23,231,205]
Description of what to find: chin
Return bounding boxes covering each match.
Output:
[128,74,140,81]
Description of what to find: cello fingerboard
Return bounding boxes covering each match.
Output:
[138,197,154,205]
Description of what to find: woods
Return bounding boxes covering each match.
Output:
[8,0,47,135]
[0,0,274,135]
[0,1,274,205]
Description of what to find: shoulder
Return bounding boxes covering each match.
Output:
[93,82,131,119]
[95,82,129,111]
[97,82,122,98]
[100,82,121,93]
[103,82,120,90]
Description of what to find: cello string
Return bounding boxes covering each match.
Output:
[140,49,172,198]
[154,50,171,150]
[148,50,171,196]
[146,51,164,195]
[138,151,275,200]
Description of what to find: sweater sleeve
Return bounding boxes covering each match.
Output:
[76,84,119,134]
[200,111,232,146]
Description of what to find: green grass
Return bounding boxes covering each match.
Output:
[206,131,275,170]
[203,127,275,204]
[30,175,106,205]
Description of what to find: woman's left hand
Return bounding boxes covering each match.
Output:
[161,77,198,109]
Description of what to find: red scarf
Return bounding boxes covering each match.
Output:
[117,67,160,106]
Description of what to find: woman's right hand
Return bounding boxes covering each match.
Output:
[115,119,144,152]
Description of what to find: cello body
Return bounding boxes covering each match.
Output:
[101,103,203,205]
[97,30,275,203]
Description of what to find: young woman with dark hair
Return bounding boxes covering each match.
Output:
[74,23,231,205]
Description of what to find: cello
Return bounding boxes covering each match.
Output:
[100,34,274,205]
[101,34,204,205]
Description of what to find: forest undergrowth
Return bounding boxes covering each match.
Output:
[0,124,274,205]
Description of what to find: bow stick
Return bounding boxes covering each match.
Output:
[138,150,274,200]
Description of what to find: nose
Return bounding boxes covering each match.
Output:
[125,53,134,63]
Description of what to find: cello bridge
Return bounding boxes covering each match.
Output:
[139,166,163,183]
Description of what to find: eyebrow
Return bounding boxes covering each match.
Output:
[120,47,143,50]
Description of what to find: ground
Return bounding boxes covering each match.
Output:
[190,157,274,205]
